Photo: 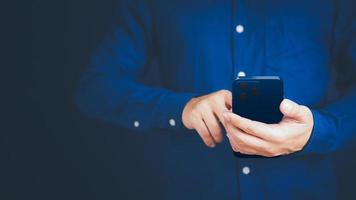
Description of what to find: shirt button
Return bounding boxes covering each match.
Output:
[169,118,176,127]
[235,25,244,34]
[133,121,140,128]
[242,166,250,175]
[237,71,246,77]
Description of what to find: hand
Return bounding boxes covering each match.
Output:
[182,90,232,148]
[223,99,313,157]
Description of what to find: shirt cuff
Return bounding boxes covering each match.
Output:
[153,92,198,131]
[115,90,199,132]
[299,109,337,154]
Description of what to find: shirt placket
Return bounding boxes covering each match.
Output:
[231,0,261,199]
[232,0,248,80]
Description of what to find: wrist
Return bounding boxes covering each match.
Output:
[182,97,196,129]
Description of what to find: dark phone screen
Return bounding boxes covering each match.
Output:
[232,77,284,124]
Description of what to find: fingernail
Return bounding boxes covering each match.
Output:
[210,143,216,148]
[283,100,292,112]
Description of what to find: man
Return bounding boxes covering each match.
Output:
[76,0,356,199]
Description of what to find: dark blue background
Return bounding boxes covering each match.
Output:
[3,1,355,199]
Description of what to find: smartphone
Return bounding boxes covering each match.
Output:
[232,76,284,157]
[232,76,284,124]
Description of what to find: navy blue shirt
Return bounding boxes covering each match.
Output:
[77,0,356,199]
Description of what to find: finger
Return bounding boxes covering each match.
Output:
[213,106,229,127]
[193,118,216,148]
[211,98,230,126]
[221,90,232,110]
[223,112,276,141]
[227,133,258,155]
[280,99,311,122]
[226,133,239,152]
[226,123,271,155]
[201,110,224,143]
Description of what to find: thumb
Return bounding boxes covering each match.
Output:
[280,99,310,122]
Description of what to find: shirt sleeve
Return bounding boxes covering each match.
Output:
[75,0,197,132]
[300,0,356,154]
